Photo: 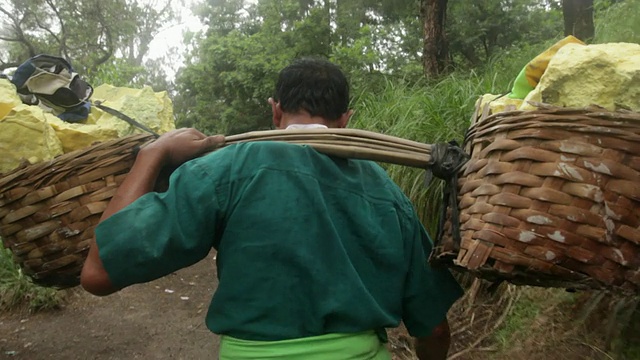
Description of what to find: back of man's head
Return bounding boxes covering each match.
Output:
[274,58,349,121]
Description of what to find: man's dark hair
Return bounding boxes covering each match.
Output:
[274,57,349,121]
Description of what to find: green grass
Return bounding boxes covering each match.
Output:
[612,300,640,360]
[0,246,64,312]
[493,291,542,349]
[491,288,579,352]
[621,342,640,360]
[346,50,567,231]
[595,0,640,44]
[349,71,503,232]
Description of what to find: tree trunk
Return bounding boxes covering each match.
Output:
[421,0,449,78]
[562,0,594,41]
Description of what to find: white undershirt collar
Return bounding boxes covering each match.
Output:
[285,124,328,130]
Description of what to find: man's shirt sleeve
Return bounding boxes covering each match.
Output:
[95,157,224,289]
[401,213,464,337]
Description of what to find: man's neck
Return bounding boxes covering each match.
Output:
[280,112,334,128]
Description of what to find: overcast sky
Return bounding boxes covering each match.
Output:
[145,0,206,80]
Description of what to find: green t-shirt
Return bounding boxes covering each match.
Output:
[96,141,463,341]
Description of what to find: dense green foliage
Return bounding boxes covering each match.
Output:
[173,0,570,134]
[594,0,640,44]
[447,0,563,67]
[174,0,636,137]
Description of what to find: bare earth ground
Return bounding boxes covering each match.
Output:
[0,253,220,359]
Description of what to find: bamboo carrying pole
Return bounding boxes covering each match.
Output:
[223,128,433,168]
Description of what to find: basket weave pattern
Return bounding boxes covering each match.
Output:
[0,134,155,288]
[439,106,640,294]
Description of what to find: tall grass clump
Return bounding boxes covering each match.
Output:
[595,0,640,44]
[0,244,63,312]
[349,71,502,232]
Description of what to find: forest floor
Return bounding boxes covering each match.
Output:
[0,251,638,360]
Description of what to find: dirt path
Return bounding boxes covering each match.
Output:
[0,253,220,359]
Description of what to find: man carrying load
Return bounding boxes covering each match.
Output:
[81,57,463,360]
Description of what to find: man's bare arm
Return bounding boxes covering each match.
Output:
[80,129,224,296]
[414,319,451,360]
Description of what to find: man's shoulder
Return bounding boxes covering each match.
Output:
[197,141,298,164]
[201,142,413,204]
[196,141,334,180]
[218,141,368,167]
[221,141,312,158]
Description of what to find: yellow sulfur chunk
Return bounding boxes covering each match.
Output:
[522,42,640,111]
[477,94,524,117]
[0,105,63,174]
[0,79,22,120]
[90,84,176,136]
[47,116,120,153]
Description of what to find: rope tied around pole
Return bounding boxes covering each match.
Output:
[424,141,469,259]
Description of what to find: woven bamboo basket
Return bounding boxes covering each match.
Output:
[0,129,436,289]
[434,104,640,295]
[0,134,156,288]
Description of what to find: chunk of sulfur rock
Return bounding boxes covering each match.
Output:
[0,79,22,120]
[522,42,640,111]
[0,104,63,174]
[90,84,176,136]
[47,114,120,153]
[475,94,523,122]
